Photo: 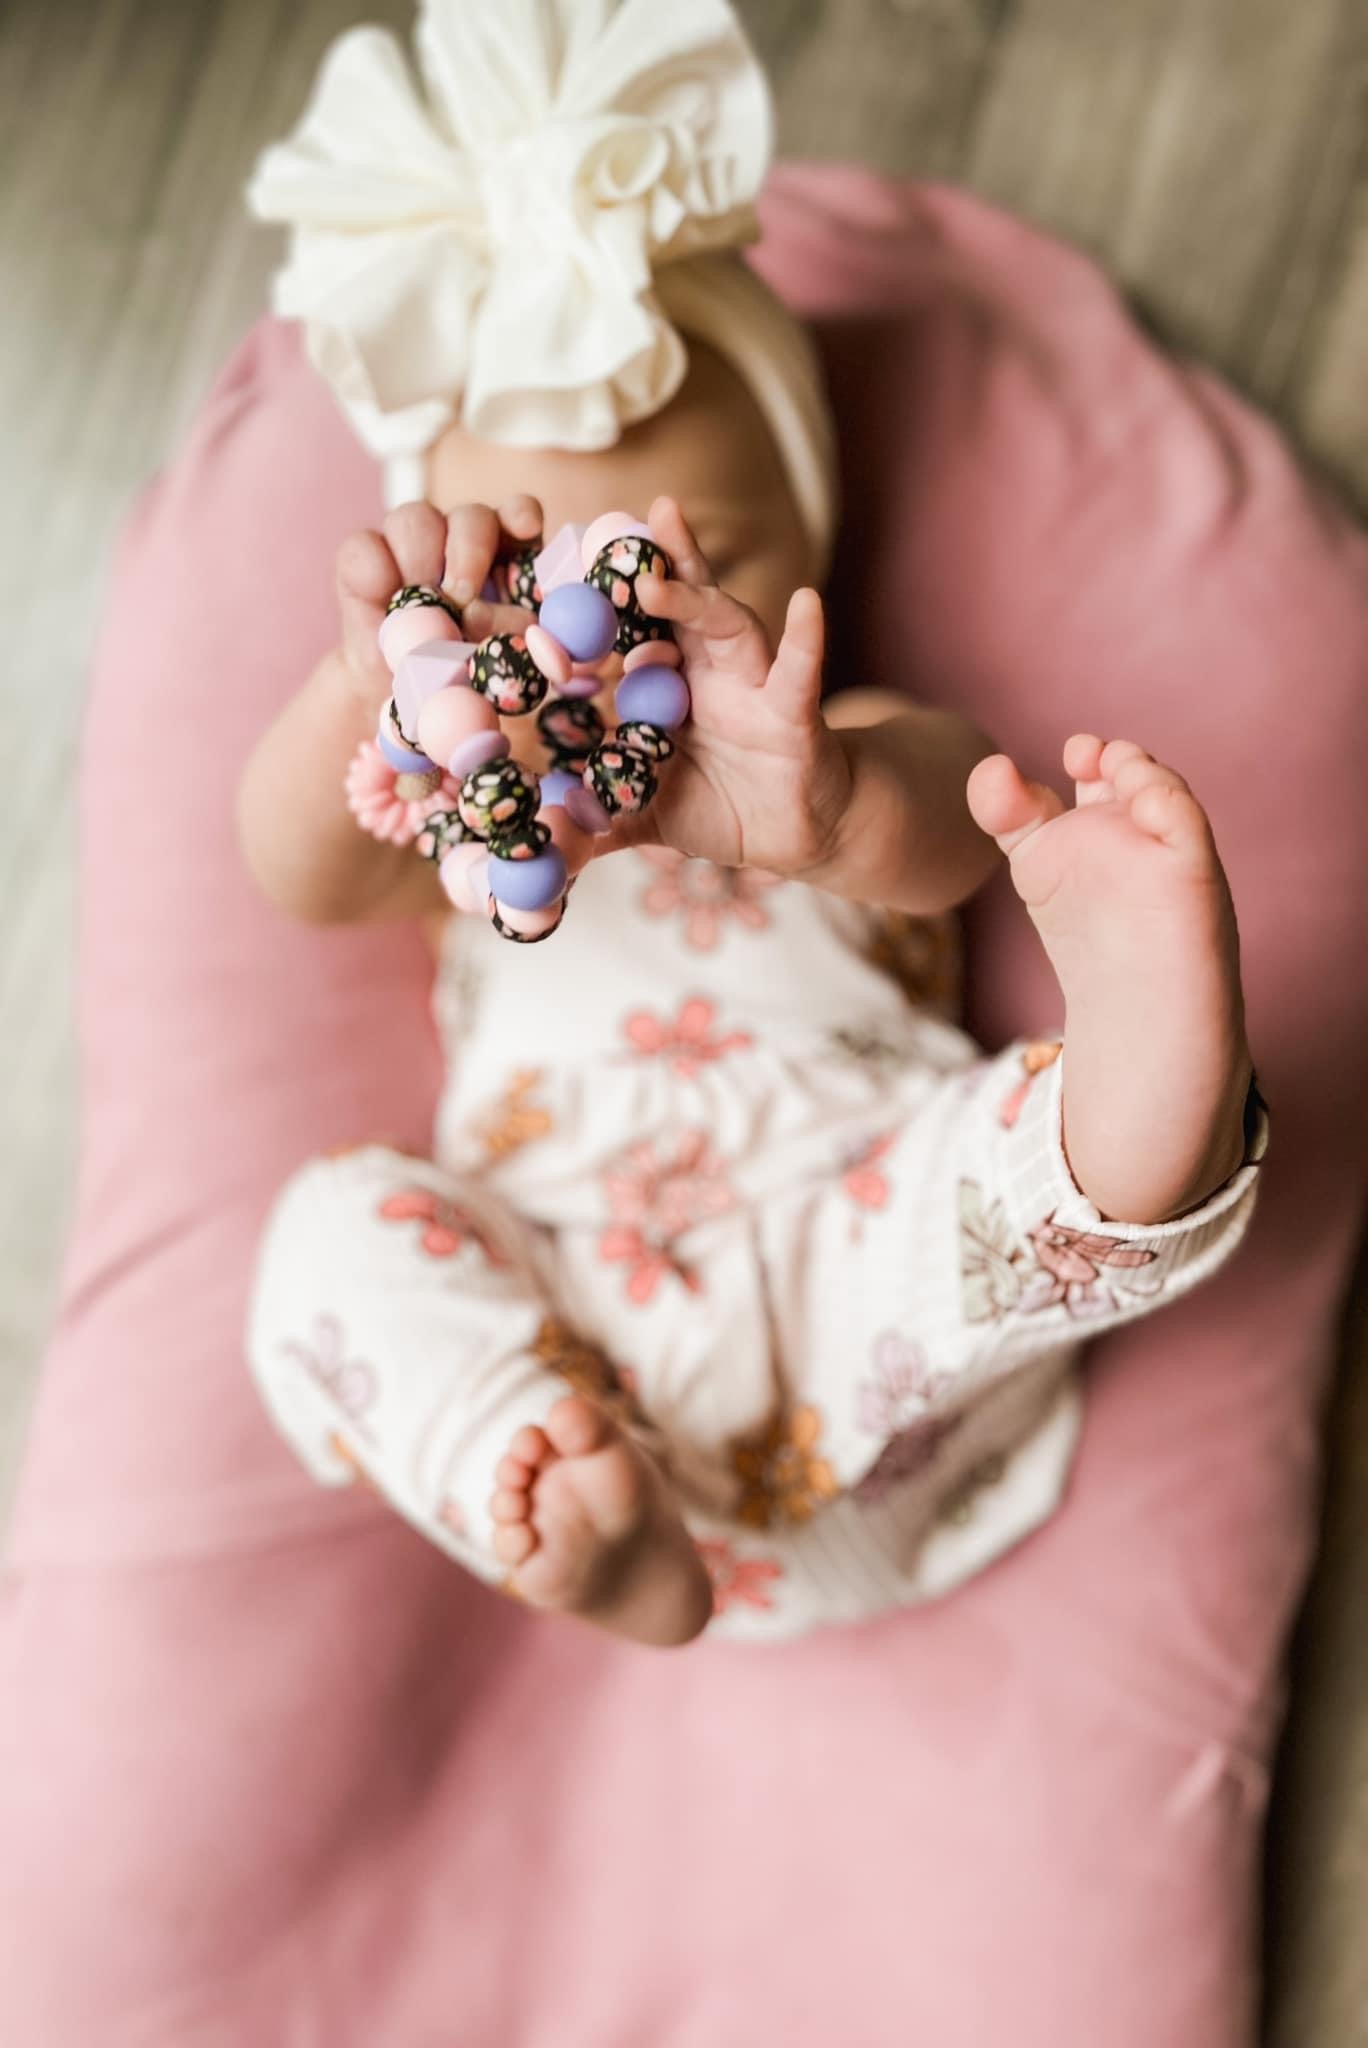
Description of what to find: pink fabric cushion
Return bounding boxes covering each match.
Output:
[2,168,1366,2047]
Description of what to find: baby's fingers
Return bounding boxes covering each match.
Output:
[443,496,544,610]
[637,574,770,688]
[647,496,716,589]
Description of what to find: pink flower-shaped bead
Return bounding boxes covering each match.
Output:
[345,740,460,846]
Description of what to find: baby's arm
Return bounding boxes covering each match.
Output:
[238,500,538,923]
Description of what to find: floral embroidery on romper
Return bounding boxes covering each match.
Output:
[1017,1219,1159,1319]
[732,1406,839,1528]
[696,1539,784,1616]
[841,1131,898,1212]
[997,1039,1063,1130]
[621,996,753,1076]
[279,1313,378,1443]
[867,909,962,1017]
[477,1069,554,1160]
[852,1332,961,1501]
[958,1180,1029,1322]
[378,1187,510,1266]
[530,1315,646,1430]
[637,849,781,951]
[599,1133,736,1304]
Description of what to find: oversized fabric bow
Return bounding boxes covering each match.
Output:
[247,0,773,476]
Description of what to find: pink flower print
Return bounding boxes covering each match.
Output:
[998,1039,1063,1130]
[437,1498,468,1539]
[599,1133,736,1304]
[1019,1216,1160,1318]
[842,1131,898,1212]
[622,996,753,1077]
[697,1538,784,1617]
[853,1331,959,1501]
[638,851,782,952]
[378,1187,510,1267]
[279,1314,378,1441]
[345,739,460,847]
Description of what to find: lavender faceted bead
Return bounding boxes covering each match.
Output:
[615,666,691,730]
[538,582,618,664]
[487,847,569,911]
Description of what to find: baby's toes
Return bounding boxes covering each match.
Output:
[1110,749,1190,805]
[493,1521,538,1567]
[966,753,1065,853]
[1129,781,1215,862]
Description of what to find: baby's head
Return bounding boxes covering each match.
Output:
[428,331,818,642]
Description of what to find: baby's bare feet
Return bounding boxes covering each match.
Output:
[489,1397,713,1647]
[967,736,1253,1223]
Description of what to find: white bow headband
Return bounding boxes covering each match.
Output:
[248,0,836,563]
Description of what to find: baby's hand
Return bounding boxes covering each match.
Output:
[604,498,851,878]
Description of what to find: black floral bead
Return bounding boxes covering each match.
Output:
[614,719,674,764]
[386,582,461,621]
[487,818,552,863]
[537,696,605,766]
[489,900,566,946]
[413,808,474,863]
[468,633,547,717]
[457,758,541,839]
[585,740,657,815]
[506,543,543,611]
[586,536,674,655]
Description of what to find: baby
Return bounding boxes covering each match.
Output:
[240,0,1264,1646]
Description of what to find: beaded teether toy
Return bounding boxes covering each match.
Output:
[346,513,690,944]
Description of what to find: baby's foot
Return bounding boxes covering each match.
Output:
[489,1397,713,1647]
[967,737,1253,1222]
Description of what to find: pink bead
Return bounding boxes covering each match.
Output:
[490,898,562,939]
[540,804,593,877]
[623,637,682,673]
[525,622,572,689]
[378,603,462,674]
[394,639,476,740]
[532,522,587,597]
[439,843,489,914]
[417,684,499,767]
[580,512,652,573]
[555,671,605,701]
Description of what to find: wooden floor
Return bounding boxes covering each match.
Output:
[0,1,1363,2034]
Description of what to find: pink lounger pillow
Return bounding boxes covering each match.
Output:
[1,168,1365,2048]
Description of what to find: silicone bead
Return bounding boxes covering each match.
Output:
[538,697,604,766]
[554,670,605,701]
[394,640,476,741]
[458,757,541,838]
[538,768,582,810]
[538,583,618,664]
[439,842,490,913]
[487,846,568,910]
[579,512,652,573]
[385,582,459,618]
[533,523,587,597]
[525,622,572,689]
[487,819,552,862]
[489,899,564,944]
[416,683,499,766]
[379,599,463,673]
[615,720,674,764]
[586,535,672,653]
[414,808,472,863]
[623,637,683,673]
[564,784,614,836]
[469,634,547,716]
[447,729,511,782]
[507,543,543,610]
[615,667,691,730]
[393,767,444,802]
[585,741,657,815]
[377,701,436,774]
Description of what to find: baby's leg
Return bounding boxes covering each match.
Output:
[248,1147,710,1646]
[967,737,1253,1223]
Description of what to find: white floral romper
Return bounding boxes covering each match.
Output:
[248,850,1265,1640]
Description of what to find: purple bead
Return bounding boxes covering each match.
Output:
[538,769,582,810]
[555,672,604,700]
[487,847,569,911]
[564,783,613,836]
[446,728,510,781]
[615,667,691,731]
[376,704,436,773]
[538,582,618,664]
